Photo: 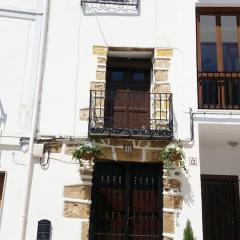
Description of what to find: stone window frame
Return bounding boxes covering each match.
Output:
[88,46,173,130]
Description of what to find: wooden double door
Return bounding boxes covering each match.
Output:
[105,58,151,129]
[89,161,163,240]
[201,175,240,240]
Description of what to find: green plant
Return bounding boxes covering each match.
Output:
[159,142,188,174]
[183,220,196,240]
[72,142,101,167]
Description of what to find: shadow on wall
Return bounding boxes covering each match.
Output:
[81,0,141,16]
[0,101,7,130]
[181,171,194,208]
[173,111,178,139]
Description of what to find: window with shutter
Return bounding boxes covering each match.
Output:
[105,58,151,130]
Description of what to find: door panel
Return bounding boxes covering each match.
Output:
[90,162,163,240]
[90,163,125,240]
[113,90,129,128]
[113,90,150,129]
[128,165,162,240]
[201,175,240,240]
[128,91,150,129]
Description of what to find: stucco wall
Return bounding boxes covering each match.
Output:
[26,152,86,240]
[0,7,42,135]
[199,123,240,181]
[39,0,198,139]
[0,150,28,239]
[0,0,43,9]
[200,145,240,186]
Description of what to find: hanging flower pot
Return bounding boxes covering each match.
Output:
[72,142,102,168]
[159,141,188,174]
[171,153,182,162]
[81,152,94,160]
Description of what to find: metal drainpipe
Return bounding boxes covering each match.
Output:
[20,0,50,239]
[190,110,240,142]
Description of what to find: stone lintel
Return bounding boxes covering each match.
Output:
[155,49,173,58]
[115,148,142,162]
[93,46,108,56]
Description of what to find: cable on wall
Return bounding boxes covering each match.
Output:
[93,10,109,47]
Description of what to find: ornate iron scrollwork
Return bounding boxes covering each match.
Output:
[81,0,138,6]
[81,0,138,14]
[89,127,173,139]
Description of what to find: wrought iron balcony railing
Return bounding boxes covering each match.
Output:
[88,90,173,139]
[198,72,240,109]
[81,0,138,7]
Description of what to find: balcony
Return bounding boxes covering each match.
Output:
[88,90,173,139]
[81,0,138,7]
[198,72,240,109]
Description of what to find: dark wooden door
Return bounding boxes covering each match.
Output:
[89,162,163,240]
[105,58,151,129]
[113,90,150,129]
[201,175,240,240]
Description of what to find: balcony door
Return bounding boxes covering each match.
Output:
[89,161,163,240]
[105,58,151,129]
[197,8,240,109]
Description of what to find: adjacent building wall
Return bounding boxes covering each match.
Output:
[0,2,44,239]
[0,0,43,9]
[0,7,42,135]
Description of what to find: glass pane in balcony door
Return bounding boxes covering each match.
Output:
[221,16,240,72]
[225,79,240,106]
[200,15,218,106]
[200,15,218,72]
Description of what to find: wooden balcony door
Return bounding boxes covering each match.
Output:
[201,175,240,240]
[197,8,240,108]
[89,161,163,240]
[105,58,151,129]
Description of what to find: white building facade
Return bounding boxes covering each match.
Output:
[0,0,240,239]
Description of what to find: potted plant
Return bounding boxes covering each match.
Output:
[160,141,188,174]
[183,220,196,240]
[72,142,101,167]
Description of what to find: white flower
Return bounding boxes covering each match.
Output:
[85,142,93,147]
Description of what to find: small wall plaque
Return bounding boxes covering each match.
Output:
[189,157,197,166]
[124,144,133,154]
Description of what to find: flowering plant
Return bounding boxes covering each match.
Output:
[72,142,101,167]
[160,142,188,174]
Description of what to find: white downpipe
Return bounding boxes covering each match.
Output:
[20,0,50,239]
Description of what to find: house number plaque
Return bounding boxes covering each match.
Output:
[124,144,133,154]
[189,157,197,166]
